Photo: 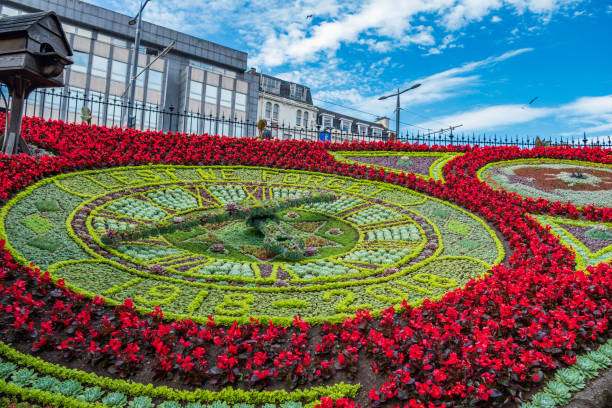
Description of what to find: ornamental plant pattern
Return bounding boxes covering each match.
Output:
[1,165,504,325]
[478,159,612,207]
[531,215,612,270]
[0,114,610,408]
[330,151,462,181]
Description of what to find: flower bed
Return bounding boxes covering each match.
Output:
[330,151,462,181]
[0,115,610,408]
[478,158,612,207]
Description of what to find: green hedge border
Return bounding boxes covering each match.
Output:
[0,341,359,405]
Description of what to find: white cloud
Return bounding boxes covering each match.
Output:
[91,0,584,69]
[418,104,554,129]
[417,94,612,135]
[491,15,502,22]
[304,48,533,126]
[248,0,581,67]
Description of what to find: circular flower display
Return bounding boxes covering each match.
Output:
[1,165,504,324]
[479,159,612,207]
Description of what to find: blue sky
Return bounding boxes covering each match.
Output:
[87,0,612,142]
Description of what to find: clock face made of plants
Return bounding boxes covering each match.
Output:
[478,159,612,208]
[1,165,504,324]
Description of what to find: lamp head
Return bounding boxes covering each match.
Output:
[378,96,388,100]
[410,83,421,90]
[129,19,137,25]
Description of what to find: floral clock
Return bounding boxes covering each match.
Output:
[1,165,504,325]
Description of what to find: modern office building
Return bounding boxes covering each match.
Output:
[0,0,258,136]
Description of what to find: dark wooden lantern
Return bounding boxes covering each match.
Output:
[0,11,72,155]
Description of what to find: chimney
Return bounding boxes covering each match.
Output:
[376,116,390,130]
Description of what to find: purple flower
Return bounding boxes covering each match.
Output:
[225,203,239,212]
[150,265,165,274]
[304,247,318,256]
[210,243,225,253]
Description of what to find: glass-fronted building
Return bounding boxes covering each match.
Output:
[0,0,258,135]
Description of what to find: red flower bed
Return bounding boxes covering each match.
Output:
[0,115,611,407]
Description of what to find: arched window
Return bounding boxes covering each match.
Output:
[303,111,309,127]
[296,110,302,127]
[273,104,279,121]
[265,102,271,119]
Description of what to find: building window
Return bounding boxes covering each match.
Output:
[234,123,244,138]
[303,111,309,128]
[322,115,332,129]
[67,87,85,114]
[108,97,123,123]
[296,110,301,127]
[91,55,108,78]
[112,38,127,48]
[1,6,22,16]
[341,120,352,132]
[148,70,163,91]
[136,70,145,88]
[143,103,159,130]
[97,34,128,48]
[184,115,199,135]
[219,120,230,136]
[235,93,247,111]
[111,60,127,82]
[97,33,111,44]
[189,60,236,78]
[203,116,215,135]
[220,89,232,108]
[372,128,383,138]
[71,51,89,74]
[272,104,279,122]
[89,91,106,122]
[62,23,76,34]
[265,102,271,119]
[189,80,202,101]
[262,77,281,94]
[43,89,62,111]
[65,25,92,38]
[358,124,367,136]
[205,85,218,105]
[290,84,306,101]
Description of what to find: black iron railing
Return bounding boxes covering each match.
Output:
[1,86,610,149]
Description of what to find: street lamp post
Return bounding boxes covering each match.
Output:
[378,83,421,139]
[126,0,151,129]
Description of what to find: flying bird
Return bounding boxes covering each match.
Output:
[522,96,539,109]
[306,14,313,19]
